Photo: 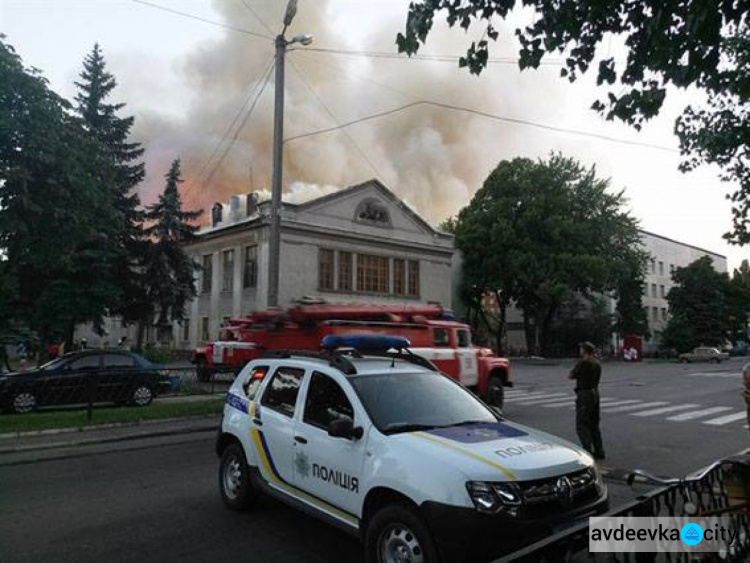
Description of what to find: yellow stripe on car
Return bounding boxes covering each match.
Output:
[413,431,517,481]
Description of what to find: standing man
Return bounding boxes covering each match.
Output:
[569,341,605,460]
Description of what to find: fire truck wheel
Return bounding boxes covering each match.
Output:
[196,359,212,383]
[485,376,505,409]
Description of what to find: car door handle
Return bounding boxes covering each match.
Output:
[294,436,308,444]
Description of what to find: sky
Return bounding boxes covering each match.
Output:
[2,0,746,270]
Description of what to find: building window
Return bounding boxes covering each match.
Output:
[652,306,658,321]
[243,246,258,289]
[660,285,666,298]
[221,250,234,292]
[661,308,668,321]
[319,248,334,291]
[650,259,656,274]
[182,320,190,342]
[357,253,390,293]
[393,259,405,296]
[659,261,664,276]
[338,251,352,292]
[202,254,213,294]
[651,283,657,298]
[200,317,210,341]
[407,260,420,297]
[670,264,675,274]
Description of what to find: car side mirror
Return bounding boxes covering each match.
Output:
[328,417,363,441]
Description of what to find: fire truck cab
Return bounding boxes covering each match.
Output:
[192,304,512,406]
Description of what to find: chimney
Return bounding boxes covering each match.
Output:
[211,202,223,227]
[246,192,259,217]
[230,196,241,223]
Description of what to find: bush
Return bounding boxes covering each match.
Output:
[142,343,171,365]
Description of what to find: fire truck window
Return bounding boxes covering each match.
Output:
[304,372,354,430]
[433,328,450,347]
[456,329,470,348]
[260,367,305,417]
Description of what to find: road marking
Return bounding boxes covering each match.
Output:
[703,411,749,426]
[602,401,667,413]
[667,406,734,421]
[503,392,560,402]
[503,389,528,396]
[505,393,569,405]
[541,397,620,409]
[630,404,700,417]
[591,399,642,408]
[687,371,740,378]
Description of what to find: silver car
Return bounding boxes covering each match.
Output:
[678,347,730,364]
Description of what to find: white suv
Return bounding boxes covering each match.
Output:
[216,337,608,562]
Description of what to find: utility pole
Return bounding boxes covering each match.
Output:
[267,35,286,308]
[266,0,312,308]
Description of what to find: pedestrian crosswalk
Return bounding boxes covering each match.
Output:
[686,370,741,378]
[502,389,747,427]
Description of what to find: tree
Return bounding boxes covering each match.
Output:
[74,44,147,325]
[728,259,750,343]
[139,160,202,344]
[613,258,649,338]
[0,38,121,356]
[397,2,750,242]
[662,256,731,351]
[453,154,647,355]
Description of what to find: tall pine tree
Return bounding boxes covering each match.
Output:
[141,159,202,338]
[74,44,147,326]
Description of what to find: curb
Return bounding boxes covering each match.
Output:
[0,415,219,454]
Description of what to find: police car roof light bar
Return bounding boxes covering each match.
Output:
[320,334,410,351]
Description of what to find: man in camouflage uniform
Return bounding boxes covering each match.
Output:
[569,341,605,460]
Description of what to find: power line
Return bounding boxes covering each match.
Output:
[239,0,276,37]
[199,59,276,193]
[131,0,273,41]
[194,53,275,190]
[288,58,387,182]
[285,100,678,153]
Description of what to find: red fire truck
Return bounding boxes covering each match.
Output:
[192,303,512,406]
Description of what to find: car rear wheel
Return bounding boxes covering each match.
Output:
[219,443,257,511]
[365,503,438,563]
[131,385,153,407]
[485,375,505,409]
[11,392,37,414]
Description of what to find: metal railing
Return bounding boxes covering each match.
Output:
[497,460,750,562]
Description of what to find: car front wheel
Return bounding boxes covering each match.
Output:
[219,443,257,511]
[11,391,37,414]
[131,385,153,407]
[365,503,439,563]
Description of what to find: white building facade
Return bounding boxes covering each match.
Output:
[177,180,455,350]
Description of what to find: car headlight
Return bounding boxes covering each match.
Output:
[466,481,522,514]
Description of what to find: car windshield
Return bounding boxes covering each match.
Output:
[349,372,496,434]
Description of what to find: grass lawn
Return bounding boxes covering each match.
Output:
[0,398,224,434]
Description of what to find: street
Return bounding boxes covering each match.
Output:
[506,358,750,477]
[1,359,748,563]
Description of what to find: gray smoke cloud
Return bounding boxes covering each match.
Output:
[131,0,565,225]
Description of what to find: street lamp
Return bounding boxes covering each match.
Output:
[267,0,313,308]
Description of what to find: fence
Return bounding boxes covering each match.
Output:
[0,366,239,419]
[497,462,750,562]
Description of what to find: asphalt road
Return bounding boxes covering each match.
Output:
[2,358,748,563]
[0,434,363,563]
[505,358,750,478]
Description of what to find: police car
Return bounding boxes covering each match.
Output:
[216,335,608,562]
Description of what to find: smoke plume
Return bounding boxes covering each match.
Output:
[132,0,565,226]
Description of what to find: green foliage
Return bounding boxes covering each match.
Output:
[142,159,202,325]
[141,342,173,365]
[614,259,649,337]
[546,294,613,357]
[0,38,121,345]
[663,256,731,350]
[398,2,750,242]
[454,154,646,355]
[74,44,147,325]
[437,216,457,234]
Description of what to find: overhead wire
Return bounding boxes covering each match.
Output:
[193,53,275,192]
[285,99,678,153]
[239,0,276,37]
[288,58,388,183]
[130,0,273,40]
[198,59,276,194]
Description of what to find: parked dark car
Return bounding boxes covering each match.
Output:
[0,350,171,414]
